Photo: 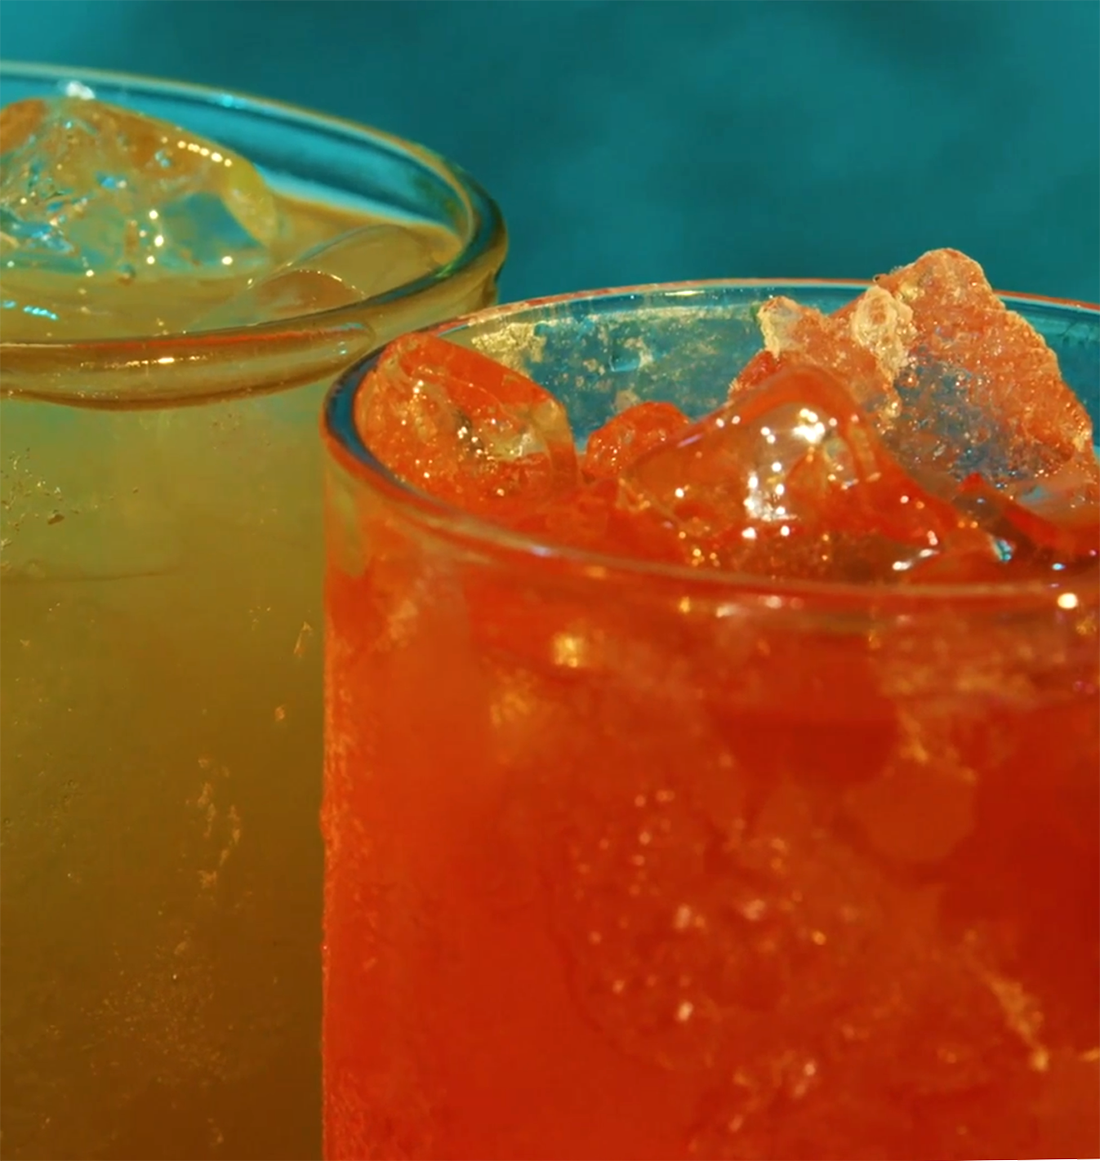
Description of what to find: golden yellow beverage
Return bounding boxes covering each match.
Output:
[0,66,505,1160]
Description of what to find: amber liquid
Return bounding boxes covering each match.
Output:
[0,193,460,1161]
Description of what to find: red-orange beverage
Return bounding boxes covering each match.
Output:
[322,255,1100,1160]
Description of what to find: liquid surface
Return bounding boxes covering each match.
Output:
[323,251,1099,1159]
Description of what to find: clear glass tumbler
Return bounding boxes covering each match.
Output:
[322,283,1098,1161]
[0,62,505,1161]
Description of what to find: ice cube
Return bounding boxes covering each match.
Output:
[581,401,690,481]
[733,251,1098,558]
[732,286,915,417]
[355,333,579,522]
[944,471,1100,581]
[188,223,439,331]
[0,96,279,339]
[873,249,1096,489]
[1,96,279,275]
[622,364,996,582]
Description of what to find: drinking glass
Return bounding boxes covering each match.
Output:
[322,282,1098,1161]
[0,62,506,1161]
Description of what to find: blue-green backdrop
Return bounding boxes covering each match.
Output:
[2,0,1097,303]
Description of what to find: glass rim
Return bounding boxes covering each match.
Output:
[323,277,1100,612]
[0,61,507,362]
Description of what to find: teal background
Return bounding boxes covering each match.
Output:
[2,0,1097,303]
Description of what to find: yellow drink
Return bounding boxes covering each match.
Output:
[0,66,505,1160]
